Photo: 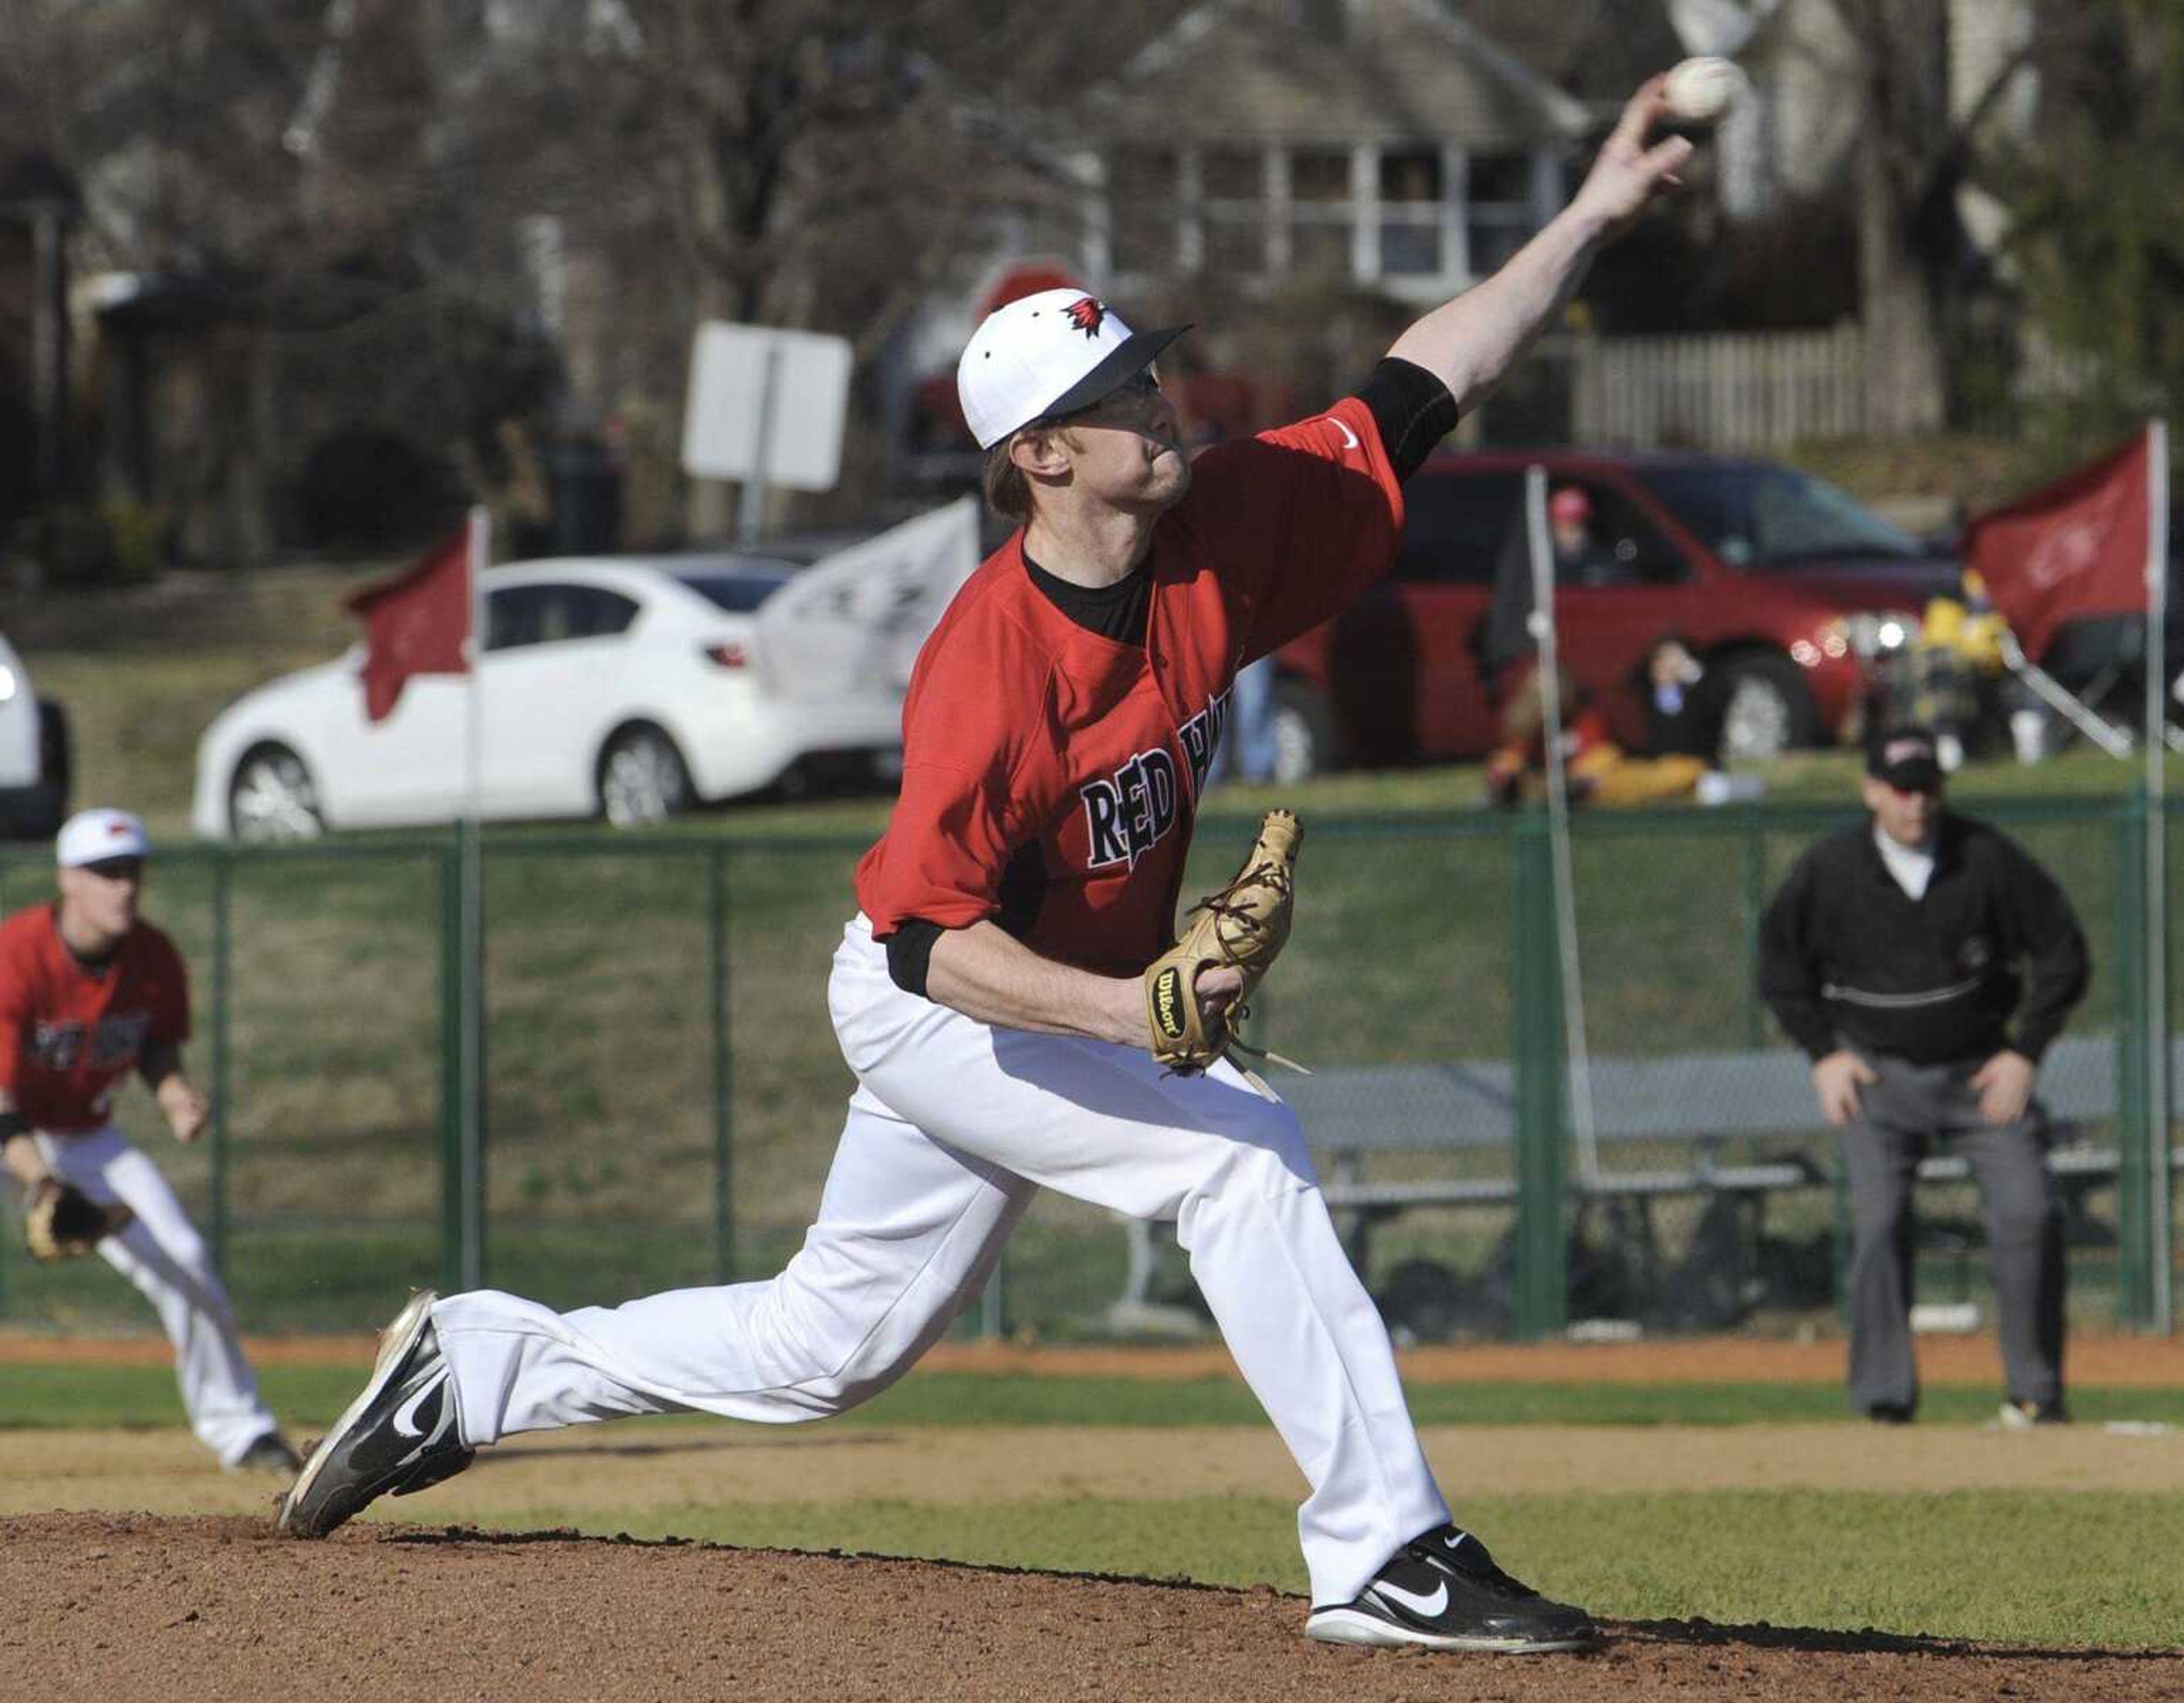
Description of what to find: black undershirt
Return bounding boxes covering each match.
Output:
[1022,549,1155,647]
[884,356,1457,997]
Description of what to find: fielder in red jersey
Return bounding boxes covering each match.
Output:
[283,82,1693,1656]
[0,809,297,1474]
[0,900,190,1132]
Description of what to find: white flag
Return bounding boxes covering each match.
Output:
[751,498,981,701]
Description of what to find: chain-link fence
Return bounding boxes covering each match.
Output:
[1,797,2174,1341]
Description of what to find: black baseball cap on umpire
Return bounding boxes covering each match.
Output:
[956,289,1192,449]
[1866,725,1944,792]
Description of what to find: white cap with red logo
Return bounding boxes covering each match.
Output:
[56,808,151,868]
[956,288,1190,450]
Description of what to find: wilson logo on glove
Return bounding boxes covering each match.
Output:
[1151,967,1189,1042]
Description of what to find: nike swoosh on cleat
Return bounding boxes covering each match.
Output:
[391,1369,449,1440]
[1376,1579,1450,1619]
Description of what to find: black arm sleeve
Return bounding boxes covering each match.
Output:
[884,917,946,999]
[2001,842,2091,1062]
[1356,358,1459,482]
[1757,857,1839,1060]
[137,1037,183,1091]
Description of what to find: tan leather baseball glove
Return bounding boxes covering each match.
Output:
[1144,809,1304,1075]
[24,1178,133,1263]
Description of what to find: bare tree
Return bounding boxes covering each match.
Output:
[460,1,1135,532]
[1996,0,2184,443]
[1831,0,2038,435]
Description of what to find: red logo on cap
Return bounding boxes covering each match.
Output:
[108,821,129,837]
[1063,296,1105,337]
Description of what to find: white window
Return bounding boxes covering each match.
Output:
[1101,139,1546,289]
[1465,152,1534,277]
[1200,144,1268,276]
[1107,146,1181,275]
[1378,147,1443,277]
[1287,146,1354,282]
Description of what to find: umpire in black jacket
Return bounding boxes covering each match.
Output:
[1759,725,2088,1426]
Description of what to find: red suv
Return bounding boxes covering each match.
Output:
[1271,450,1963,778]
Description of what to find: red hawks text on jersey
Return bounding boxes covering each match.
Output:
[0,903,190,1132]
[855,395,1403,976]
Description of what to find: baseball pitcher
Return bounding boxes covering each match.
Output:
[281,78,1692,1655]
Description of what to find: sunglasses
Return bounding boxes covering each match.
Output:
[1041,366,1163,428]
[73,857,145,882]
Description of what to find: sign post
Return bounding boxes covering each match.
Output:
[682,322,853,544]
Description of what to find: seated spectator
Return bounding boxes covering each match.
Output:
[1639,636,1727,760]
[1483,660,1752,809]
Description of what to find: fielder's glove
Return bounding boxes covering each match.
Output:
[1143,808,1305,1075]
[23,1179,132,1263]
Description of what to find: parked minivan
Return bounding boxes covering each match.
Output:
[1271,450,1963,778]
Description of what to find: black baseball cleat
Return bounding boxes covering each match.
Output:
[276,1289,475,1538]
[1997,1398,2070,1429]
[1305,1524,1597,1654]
[231,1431,304,1476]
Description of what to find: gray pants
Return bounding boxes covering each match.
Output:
[1840,1054,2066,1414]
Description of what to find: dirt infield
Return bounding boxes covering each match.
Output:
[6,1511,2179,1703]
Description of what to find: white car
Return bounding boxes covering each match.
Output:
[0,632,69,840]
[190,553,908,840]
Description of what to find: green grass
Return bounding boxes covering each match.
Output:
[8,1365,2184,1433]
[1508,1489,2184,1648]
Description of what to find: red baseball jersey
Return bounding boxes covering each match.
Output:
[0,903,190,1132]
[855,396,1403,975]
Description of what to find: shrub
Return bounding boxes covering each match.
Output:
[7,498,168,588]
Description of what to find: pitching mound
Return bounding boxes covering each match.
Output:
[8,1512,2178,1702]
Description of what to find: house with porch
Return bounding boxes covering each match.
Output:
[892,0,1596,472]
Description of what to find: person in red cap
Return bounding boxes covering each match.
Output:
[1478,483,1625,803]
[0,808,297,1474]
[282,77,1694,1657]
[1547,484,1596,556]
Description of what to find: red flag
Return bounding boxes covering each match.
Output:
[1963,431,2153,663]
[347,523,473,722]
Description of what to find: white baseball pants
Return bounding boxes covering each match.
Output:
[434,913,1450,1605]
[30,1125,281,1466]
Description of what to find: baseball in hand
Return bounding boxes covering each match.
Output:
[1661,56,1747,127]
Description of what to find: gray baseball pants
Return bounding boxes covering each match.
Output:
[1839,1053,2066,1415]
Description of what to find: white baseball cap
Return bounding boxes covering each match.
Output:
[57,808,150,868]
[956,288,1190,450]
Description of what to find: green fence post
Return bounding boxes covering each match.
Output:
[709,845,734,1285]
[2165,796,2178,1336]
[2116,792,2153,1327]
[209,854,233,1280]
[437,835,464,1294]
[1741,804,1767,1052]
[1512,810,1567,1341]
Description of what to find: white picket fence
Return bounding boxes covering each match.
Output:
[1572,323,1864,451]
[1566,323,2107,453]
